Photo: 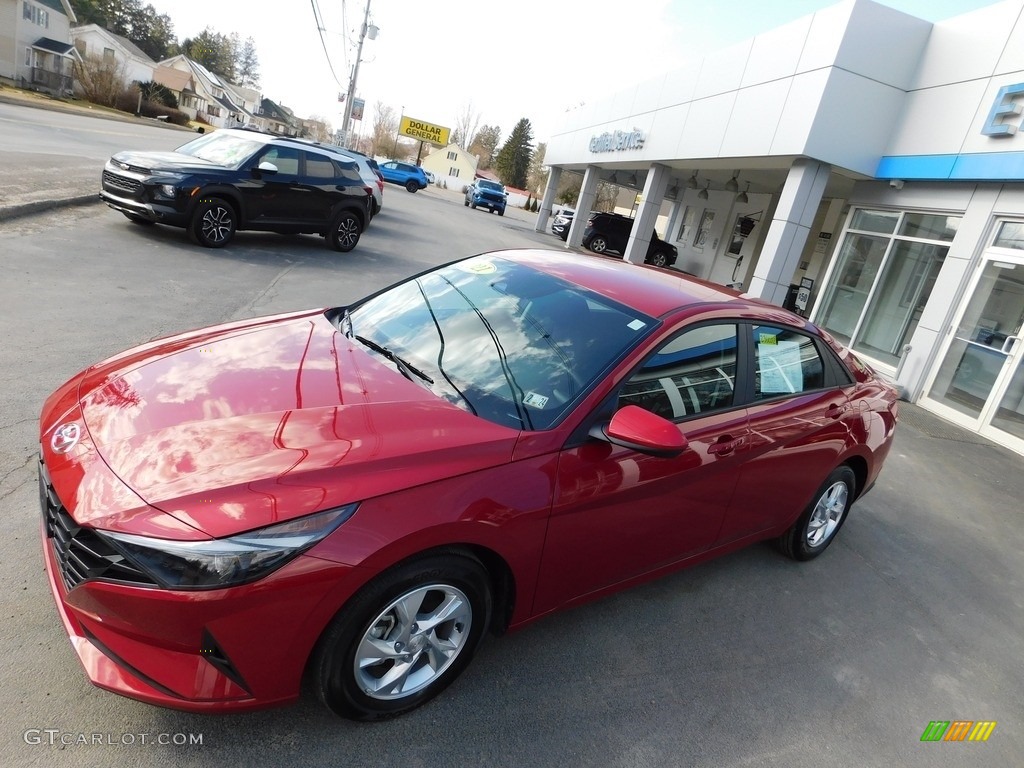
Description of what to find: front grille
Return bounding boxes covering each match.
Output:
[102,171,142,196]
[39,455,157,591]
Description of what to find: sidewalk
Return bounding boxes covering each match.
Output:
[0,86,192,221]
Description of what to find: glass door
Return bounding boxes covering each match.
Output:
[924,254,1024,451]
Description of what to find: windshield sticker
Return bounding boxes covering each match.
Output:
[459,261,497,275]
[627,319,647,331]
[524,392,549,409]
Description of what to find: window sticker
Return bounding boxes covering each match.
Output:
[759,340,801,393]
[759,333,777,345]
[627,319,647,331]
[458,261,497,274]
[523,392,549,409]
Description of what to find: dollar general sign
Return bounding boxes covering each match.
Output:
[400,116,450,146]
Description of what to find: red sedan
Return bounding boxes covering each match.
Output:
[38,250,898,720]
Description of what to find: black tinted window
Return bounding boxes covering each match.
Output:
[620,324,738,420]
[261,147,299,175]
[305,153,336,179]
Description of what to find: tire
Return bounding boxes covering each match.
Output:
[188,198,236,248]
[589,236,610,254]
[646,251,668,268]
[312,553,492,721]
[777,466,856,561]
[464,198,469,207]
[327,209,362,252]
[123,212,154,226]
[470,202,477,210]
[498,208,504,217]
[405,180,419,193]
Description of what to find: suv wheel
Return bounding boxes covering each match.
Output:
[189,197,236,248]
[405,180,419,193]
[646,251,669,268]
[588,236,610,254]
[464,198,469,207]
[327,210,362,252]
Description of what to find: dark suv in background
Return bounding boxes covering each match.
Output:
[582,211,678,268]
[99,129,373,251]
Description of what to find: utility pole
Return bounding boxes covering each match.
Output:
[340,0,373,150]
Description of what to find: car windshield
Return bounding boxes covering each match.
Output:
[346,256,656,430]
[478,180,503,191]
[174,132,264,169]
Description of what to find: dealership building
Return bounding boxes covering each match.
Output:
[538,0,1024,454]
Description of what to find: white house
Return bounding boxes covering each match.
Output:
[70,23,155,87]
[420,143,478,189]
[0,0,76,95]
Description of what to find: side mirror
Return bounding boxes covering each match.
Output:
[589,405,687,458]
[256,161,278,174]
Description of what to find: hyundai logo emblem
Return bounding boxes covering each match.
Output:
[50,423,81,454]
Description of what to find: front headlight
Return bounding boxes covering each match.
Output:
[101,505,357,590]
[158,183,178,198]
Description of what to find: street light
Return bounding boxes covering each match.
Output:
[340,0,375,149]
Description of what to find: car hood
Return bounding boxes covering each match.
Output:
[110,150,223,174]
[73,312,520,538]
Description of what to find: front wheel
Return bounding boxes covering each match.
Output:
[405,180,419,193]
[588,236,609,254]
[464,198,469,207]
[188,198,236,248]
[777,466,856,561]
[312,553,492,720]
[327,210,362,252]
[498,208,504,217]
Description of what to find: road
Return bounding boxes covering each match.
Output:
[0,115,1021,767]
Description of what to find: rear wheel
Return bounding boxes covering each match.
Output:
[327,210,362,252]
[312,553,492,720]
[778,466,856,561]
[188,198,236,248]
[405,180,419,193]
[589,236,609,254]
[646,251,669,268]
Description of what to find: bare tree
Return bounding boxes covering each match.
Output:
[371,101,398,157]
[527,142,547,194]
[468,124,501,169]
[74,52,130,107]
[453,102,481,151]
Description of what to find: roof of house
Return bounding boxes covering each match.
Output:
[153,65,192,93]
[32,37,75,56]
[39,0,75,20]
[71,24,155,64]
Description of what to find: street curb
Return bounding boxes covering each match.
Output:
[0,194,100,222]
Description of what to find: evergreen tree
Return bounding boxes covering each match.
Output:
[183,28,236,81]
[493,118,534,189]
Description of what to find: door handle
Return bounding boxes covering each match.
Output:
[708,436,743,456]
[1001,335,1022,354]
[826,403,847,419]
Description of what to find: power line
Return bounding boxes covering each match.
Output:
[310,0,344,89]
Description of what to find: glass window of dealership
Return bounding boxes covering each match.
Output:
[812,209,1024,453]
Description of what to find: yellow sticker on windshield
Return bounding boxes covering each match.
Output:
[460,261,497,274]
[759,333,778,345]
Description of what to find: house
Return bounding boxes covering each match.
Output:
[259,97,298,136]
[420,143,477,189]
[158,54,249,128]
[69,23,155,88]
[0,0,77,95]
[152,64,197,112]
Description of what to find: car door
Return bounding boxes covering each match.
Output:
[300,151,347,224]
[715,322,857,544]
[241,145,302,224]
[533,321,751,613]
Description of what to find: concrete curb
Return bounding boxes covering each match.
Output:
[0,194,100,222]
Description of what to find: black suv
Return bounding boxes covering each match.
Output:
[582,212,678,267]
[99,129,373,251]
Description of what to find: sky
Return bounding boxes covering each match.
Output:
[146,0,1003,148]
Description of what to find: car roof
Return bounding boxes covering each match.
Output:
[489,249,797,322]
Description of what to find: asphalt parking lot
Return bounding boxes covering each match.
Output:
[0,176,1021,767]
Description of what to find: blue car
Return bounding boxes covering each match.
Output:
[379,161,428,193]
[464,179,507,215]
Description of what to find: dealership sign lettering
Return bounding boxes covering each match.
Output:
[982,83,1024,137]
[589,129,646,153]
